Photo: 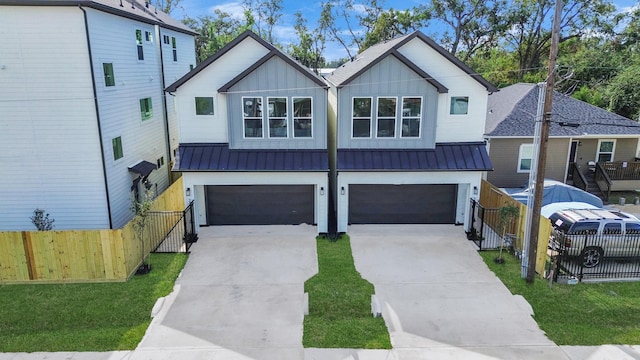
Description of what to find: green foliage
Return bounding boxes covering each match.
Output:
[605,65,640,120]
[304,235,391,348]
[480,251,640,344]
[30,209,55,231]
[0,253,188,352]
[289,11,326,71]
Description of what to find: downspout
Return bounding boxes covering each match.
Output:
[80,5,113,228]
[155,25,173,184]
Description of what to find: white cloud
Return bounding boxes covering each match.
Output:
[209,1,245,20]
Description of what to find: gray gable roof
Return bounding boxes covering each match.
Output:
[166,30,327,93]
[0,0,196,35]
[486,83,640,137]
[324,31,497,92]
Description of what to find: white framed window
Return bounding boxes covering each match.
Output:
[401,97,422,138]
[243,97,263,138]
[517,143,534,173]
[135,29,144,60]
[293,97,312,138]
[268,97,288,138]
[596,139,615,162]
[195,97,214,115]
[376,97,397,138]
[352,97,372,138]
[450,96,469,115]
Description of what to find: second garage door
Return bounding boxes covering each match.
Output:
[207,185,314,225]
[349,184,457,224]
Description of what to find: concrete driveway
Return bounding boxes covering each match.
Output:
[137,225,318,360]
[347,225,568,360]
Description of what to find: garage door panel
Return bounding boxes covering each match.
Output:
[207,185,314,225]
[349,184,456,224]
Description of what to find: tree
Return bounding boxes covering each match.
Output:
[243,0,283,44]
[418,0,508,62]
[153,0,182,14]
[605,65,640,120]
[30,209,55,231]
[289,11,326,71]
[318,0,361,59]
[360,8,425,51]
[130,187,155,274]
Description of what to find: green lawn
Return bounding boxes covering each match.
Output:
[303,235,391,349]
[607,191,640,205]
[480,251,640,345]
[0,253,188,352]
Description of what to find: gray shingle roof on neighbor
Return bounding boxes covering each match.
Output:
[338,143,492,171]
[486,83,640,137]
[174,144,328,172]
[324,31,497,93]
[0,0,196,35]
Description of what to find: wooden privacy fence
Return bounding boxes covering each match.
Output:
[479,179,552,277]
[0,178,185,283]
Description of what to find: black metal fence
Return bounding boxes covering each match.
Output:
[150,201,197,253]
[549,228,640,282]
[467,199,519,252]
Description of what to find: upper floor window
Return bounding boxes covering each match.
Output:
[268,97,288,138]
[103,63,115,87]
[163,35,170,44]
[135,29,144,60]
[352,97,372,138]
[401,97,421,137]
[518,143,534,173]
[597,140,615,162]
[195,97,214,115]
[243,97,263,138]
[171,37,177,61]
[140,97,153,120]
[293,97,312,138]
[112,136,123,160]
[376,97,397,138]
[450,96,469,115]
[145,30,153,42]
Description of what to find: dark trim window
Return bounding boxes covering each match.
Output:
[293,97,312,138]
[171,36,177,62]
[376,97,397,138]
[103,63,115,87]
[195,97,214,115]
[163,35,170,44]
[268,97,288,138]
[243,97,263,138]
[145,30,152,42]
[450,96,469,115]
[135,29,144,60]
[401,97,421,137]
[140,97,153,120]
[352,97,372,138]
[112,136,123,160]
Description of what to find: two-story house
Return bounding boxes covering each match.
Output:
[325,31,496,233]
[167,31,330,233]
[0,0,196,230]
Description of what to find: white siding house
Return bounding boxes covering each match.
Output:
[0,1,196,230]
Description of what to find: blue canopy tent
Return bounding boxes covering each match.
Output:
[502,180,603,209]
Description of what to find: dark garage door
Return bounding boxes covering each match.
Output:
[206,185,314,225]
[349,184,457,224]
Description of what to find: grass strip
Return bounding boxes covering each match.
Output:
[0,253,188,352]
[303,234,391,349]
[480,251,640,345]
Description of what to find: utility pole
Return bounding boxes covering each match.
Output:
[526,0,563,283]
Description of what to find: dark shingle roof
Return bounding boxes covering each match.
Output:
[337,143,492,171]
[174,144,328,172]
[486,83,640,137]
[0,0,196,35]
[325,31,497,92]
[166,30,327,93]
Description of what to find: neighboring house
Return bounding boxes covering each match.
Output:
[0,0,196,230]
[485,83,640,188]
[324,31,496,233]
[167,31,330,233]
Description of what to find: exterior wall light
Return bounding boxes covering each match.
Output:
[341,186,345,195]
[320,187,324,195]
[186,187,191,197]
[473,186,478,195]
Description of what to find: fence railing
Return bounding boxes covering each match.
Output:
[571,163,588,191]
[151,201,197,253]
[549,228,640,282]
[595,162,613,201]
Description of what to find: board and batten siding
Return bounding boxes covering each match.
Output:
[398,37,489,143]
[86,8,173,228]
[226,56,328,150]
[336,56,439,149]
[173,36,269,144]
[0,6,109,230]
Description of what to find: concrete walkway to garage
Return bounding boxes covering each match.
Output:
[331,224,569,360]
[136,225,318,360]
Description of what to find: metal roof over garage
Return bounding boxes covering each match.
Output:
[174,143,329,171]
[338,142,492,171]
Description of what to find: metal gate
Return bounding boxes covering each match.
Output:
[149,200,197,253]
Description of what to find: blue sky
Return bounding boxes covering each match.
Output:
[172,0,640,61]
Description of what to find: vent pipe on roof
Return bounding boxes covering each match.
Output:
[145,1,149,8]
[131,0,135,9]
[119,0,123,7]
